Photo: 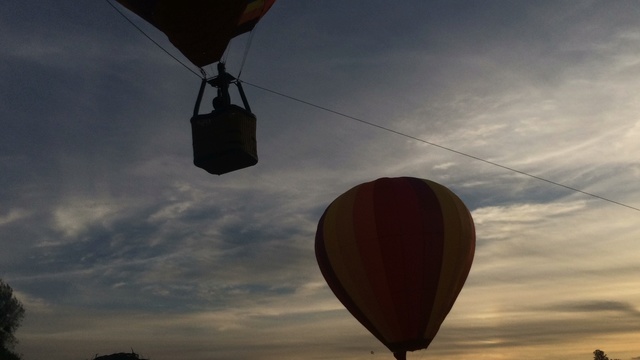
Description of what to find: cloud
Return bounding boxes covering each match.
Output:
[52,197,127,239]
[542,300,640,316]
[0,208,30,226]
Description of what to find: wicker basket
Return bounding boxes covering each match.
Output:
[190,105,258,175]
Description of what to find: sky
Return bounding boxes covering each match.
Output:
[1,1,640,359]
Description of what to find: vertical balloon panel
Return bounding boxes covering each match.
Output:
[315,177,475,359]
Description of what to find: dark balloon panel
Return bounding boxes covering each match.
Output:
[116,0,276,67]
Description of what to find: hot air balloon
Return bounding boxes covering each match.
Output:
[115,0,276,175]
[315,177,475,360]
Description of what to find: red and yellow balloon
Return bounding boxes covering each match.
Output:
[315,177,475,359]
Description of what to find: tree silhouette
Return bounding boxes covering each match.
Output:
[594,349,609,360]
[93,350,148,360]
[0,279,25,359]
[0,346,22,360]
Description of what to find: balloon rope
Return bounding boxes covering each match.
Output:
[241,80,640,213]
[105,0,203,79]
[238,0,270,80]
[237,29,257,81]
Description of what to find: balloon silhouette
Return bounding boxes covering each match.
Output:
[114,0,277,175]
[315,177,475,359]
[115,0,276,67]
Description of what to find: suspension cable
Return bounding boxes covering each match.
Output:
[106,0,639,212]
[105,0,203,79]
[241,81,640,213]
[237,30,257,80]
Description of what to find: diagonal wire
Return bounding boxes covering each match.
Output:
[242,81,640,212]
[105,0,639,213]
[105,0,203,79]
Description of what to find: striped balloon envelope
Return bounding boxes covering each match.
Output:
[315,177,475,360]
